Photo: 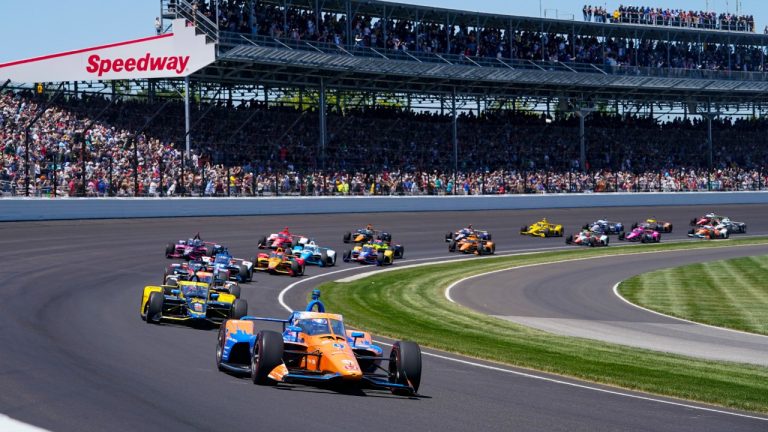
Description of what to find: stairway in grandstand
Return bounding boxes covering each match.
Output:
[162,0,219,45]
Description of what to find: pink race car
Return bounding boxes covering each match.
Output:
[619,227,660,243]
[165,234,223,260]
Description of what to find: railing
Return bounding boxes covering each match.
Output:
[219,32,768,83]
[161,0,219,44]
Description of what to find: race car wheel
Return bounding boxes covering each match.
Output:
[520,226,527,234]
[343,232,352,243]
[631,222,638,229]
[207,247,216,257]
[489,243,496,254]
[376,252,385,266]
[690,218,697,226]
[165,243,174,258]
[448,240,457,252]
[618,232,626,241]
[216,320,228,371]
[320,250,329,267]
[343,250,351,262]
[688,228,695,235]
[229,284,242,299]
[640,235,647,243]
[252,330,284,385]
[239,265,250,282]
[604,237,609,246]
[231,299,248,319]
[655,234,661,243]
[445,232,453,242]
[389,341,421,396]
[667,224,673,233]
[396,246,404,259]
[565,235,573,245]
[486,233,492,241]
[146,291,163,324]
[290,260,301,276]
[722,230,730,239]
[257,236,267,249]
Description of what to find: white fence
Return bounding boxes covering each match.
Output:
[3,192,768,222]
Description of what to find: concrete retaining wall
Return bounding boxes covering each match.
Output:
[3,192,768,222]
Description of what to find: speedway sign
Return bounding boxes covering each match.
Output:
[0,19,215,83]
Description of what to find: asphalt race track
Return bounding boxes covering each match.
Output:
[449,245,768,365]
[2,204,768,432]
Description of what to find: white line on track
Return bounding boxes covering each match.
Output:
[612,281,768,339]
[0,414,52,432]
[277,240,768,422]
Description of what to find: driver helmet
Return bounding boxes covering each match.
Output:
[311,318,329,333]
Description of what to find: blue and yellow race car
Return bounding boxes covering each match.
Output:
[141,280,247,326]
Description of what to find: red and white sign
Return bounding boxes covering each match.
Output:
[0,19,215,82]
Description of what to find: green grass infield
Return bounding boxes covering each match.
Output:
[619,255,768,336]
[318,237,768,413]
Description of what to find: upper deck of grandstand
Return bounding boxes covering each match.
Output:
[163,0,768,103]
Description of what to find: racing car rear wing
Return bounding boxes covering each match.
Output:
[240,316,291,330]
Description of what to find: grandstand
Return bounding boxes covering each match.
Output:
[2,0,768,197]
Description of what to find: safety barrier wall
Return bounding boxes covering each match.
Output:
[2,192,768,222]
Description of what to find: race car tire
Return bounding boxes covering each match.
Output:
[290,260,301,276]
[207,247,216,257]
[690,218,697,226]
[640,235,647,243]
[343,232,352,243]
[389,341,422,396]
[216,320,228,371]
[631,222,638,229]
[476,244,484,256]
[489,243,496,254]
[520,226,527,234]
[257,236,267,249]
[486,233,492,241]
[252,330,283,385]
[445,232,453,242]
[655,234,661,243]
[343,250,351,262]
[688,228,695,235]
[146,291,163,324]
[165,243,174,258]
[722,230,730,239]
[582,224,589,230]
[238,265,250,282]
[377,252,385,266]
[604,237,609,246]
[396,246,404,259]
[229,284,242,299]
[231,299,248,319]
[667,224,673,233]
[448,240,457,252]
[565,235,573,245]
[618,232,626,241]
[320,250,329,267]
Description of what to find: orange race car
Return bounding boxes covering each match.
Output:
[448,233,495,255]
[253,248,305,276]
[216,296,421,396]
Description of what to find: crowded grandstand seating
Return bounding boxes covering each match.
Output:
[1,90,766,197]
[584,5,754,32]
[203,1,764,71]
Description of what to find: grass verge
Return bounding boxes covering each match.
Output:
[318,237,768,413]
[619,255,768,335]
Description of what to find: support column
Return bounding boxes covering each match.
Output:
[452,88,458,194]
[576,107,595,172]
[184,76,191,157]
[319,78,327,170]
